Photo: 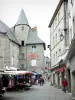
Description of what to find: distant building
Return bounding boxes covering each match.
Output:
[43,56,50,80]
[0,9,46,74]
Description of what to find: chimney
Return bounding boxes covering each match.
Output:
[32,26,38,36]
[33,26,37,31]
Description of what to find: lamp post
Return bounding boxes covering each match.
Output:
[59,28,69,46]
[58,28,64,41]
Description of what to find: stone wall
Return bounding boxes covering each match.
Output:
[26,44,44,73]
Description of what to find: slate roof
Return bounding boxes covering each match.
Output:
[26,28,46,50]
[0,20,20,44]
[10,26,15,33]
[15,9,29,26]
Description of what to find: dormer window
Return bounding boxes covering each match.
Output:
[21,41,24,46]
[22,26,24,30]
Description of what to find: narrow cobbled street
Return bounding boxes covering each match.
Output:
[0,82,71,100]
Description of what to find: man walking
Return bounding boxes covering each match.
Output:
[62,78,68,93]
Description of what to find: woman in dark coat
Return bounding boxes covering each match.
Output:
[0,77,3,91]
[39,77,44,86]
[2,75,9,87]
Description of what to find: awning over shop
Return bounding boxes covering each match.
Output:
[55,67,66,74]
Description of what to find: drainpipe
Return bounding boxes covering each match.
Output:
[64,0,69,47]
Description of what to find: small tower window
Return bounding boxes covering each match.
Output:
[21,41,24,46]
[22,26,24,30]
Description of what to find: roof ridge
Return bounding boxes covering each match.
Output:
[15,9,29,26]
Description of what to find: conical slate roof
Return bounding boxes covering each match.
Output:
[26,28,46,50]
[0,20,19,44]
[15,9,29,26]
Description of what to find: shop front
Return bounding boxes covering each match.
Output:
[66,61,71,92]
[55,66,66,89]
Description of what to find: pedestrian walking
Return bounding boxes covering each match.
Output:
[0,77,3,91]
[62,77,68,93]
[48,76,50,82]
[39,76,44,86]
[2,74,9,87]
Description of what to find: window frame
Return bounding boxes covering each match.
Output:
[21,26,24,30]
[32,45,36,53]
[31,59,36,66]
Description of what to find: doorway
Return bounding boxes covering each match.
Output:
[53,74,55,85]
[57,73,60,88]
[67,69,71,92]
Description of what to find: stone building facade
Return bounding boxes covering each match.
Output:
[0,9,46,74]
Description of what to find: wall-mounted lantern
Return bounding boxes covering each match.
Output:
[60,33,64,41]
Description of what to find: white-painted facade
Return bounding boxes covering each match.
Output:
[49,0,70,87]
[50,2,67,68]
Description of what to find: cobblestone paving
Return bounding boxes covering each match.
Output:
[0,82,71,100]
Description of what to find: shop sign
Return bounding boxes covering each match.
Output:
[28,53,38,59]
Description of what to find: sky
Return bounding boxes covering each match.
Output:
[0,0,59,57]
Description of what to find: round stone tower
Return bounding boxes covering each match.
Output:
[14,9,30,45]
[14,9,30,70]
